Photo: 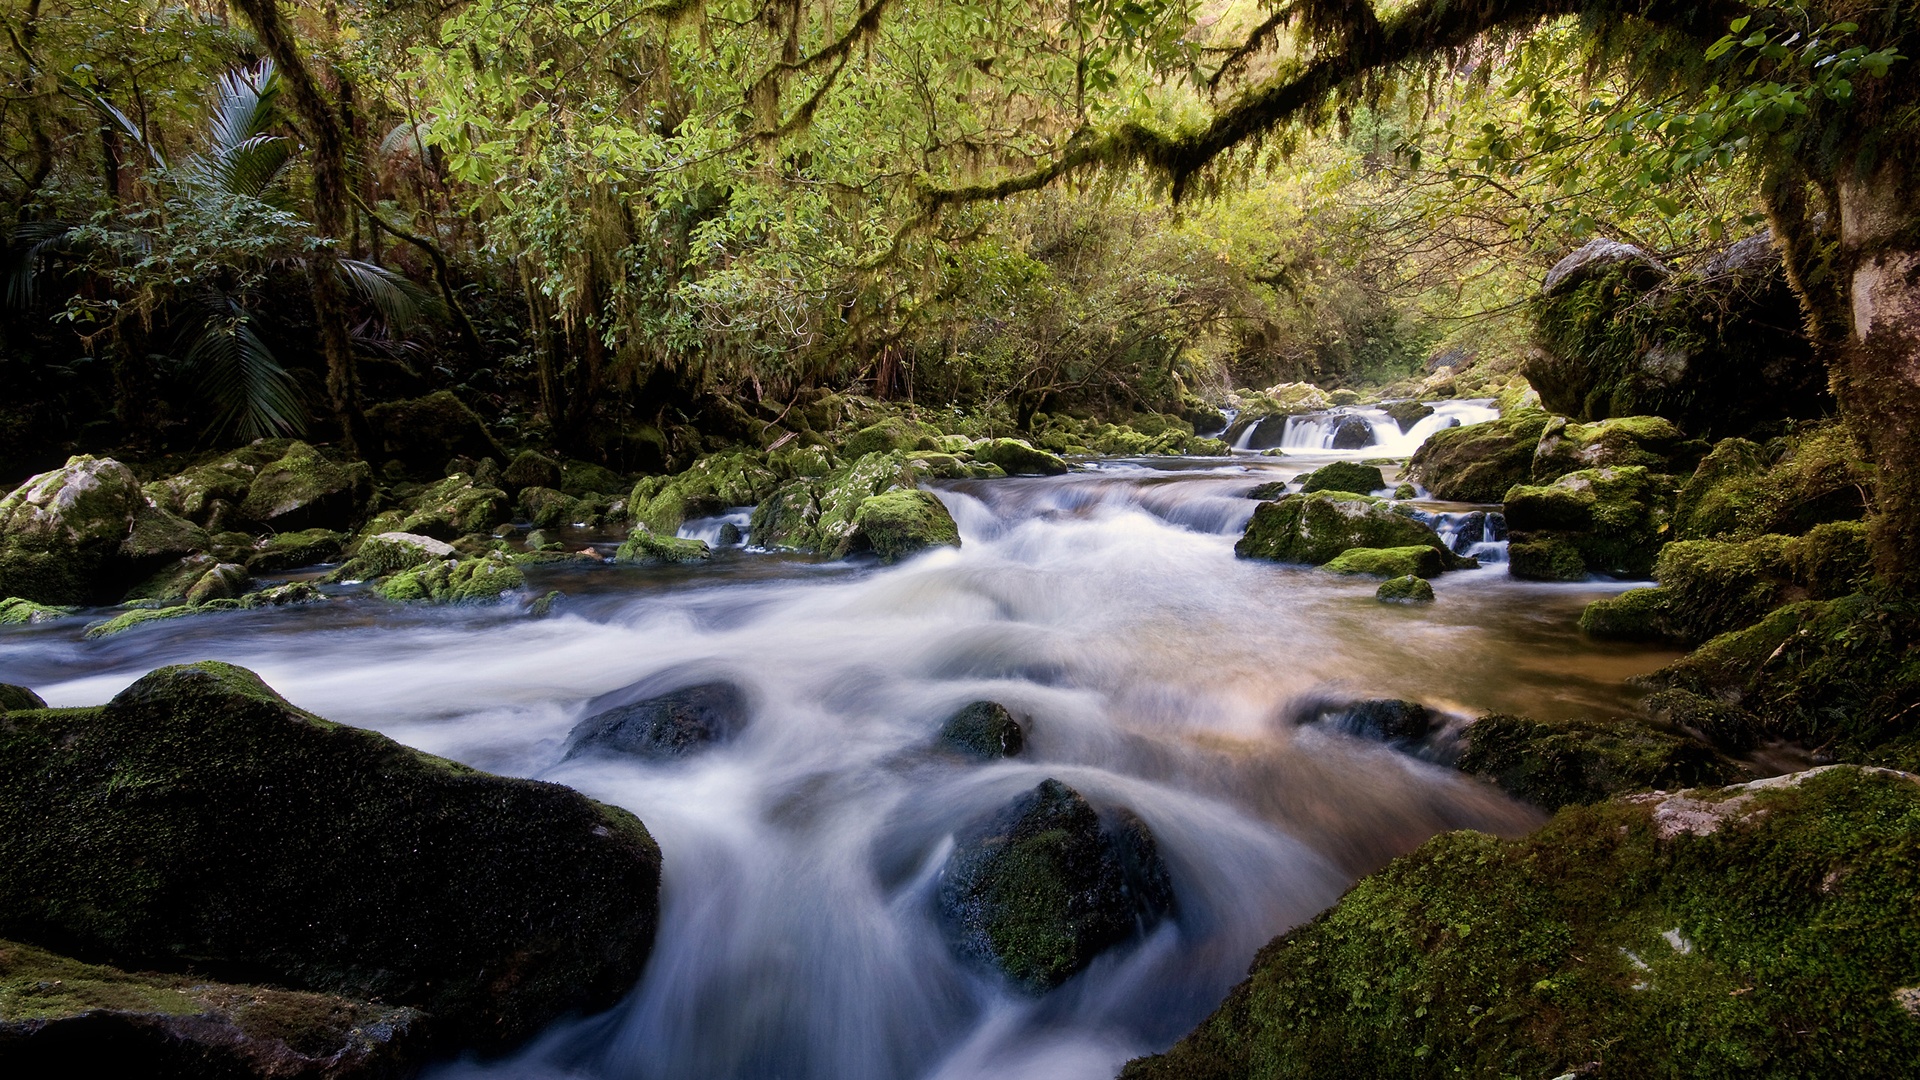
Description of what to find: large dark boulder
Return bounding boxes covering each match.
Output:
[566,677,751,760]
[1408,411,1554,503]
[0,455,209,604]
[937,779,1173,992]
[235,443,372,533]
[1526,234,1827,438]
[0,662,660,1050]
[939,701,1025,759]
[1327,414,1375,449]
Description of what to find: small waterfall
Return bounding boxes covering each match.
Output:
[1263,400,1502,456]
[678,509,754,548]
[1417,509,1509,563]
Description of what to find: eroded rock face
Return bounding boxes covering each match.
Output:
[937,779,1173,992]
[566,679,751,760]
[0,662,661,1050]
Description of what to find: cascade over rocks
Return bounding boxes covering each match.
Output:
[0,662,661,1050]
[937,778,1173,992]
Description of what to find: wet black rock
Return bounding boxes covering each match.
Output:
[1308,699,1436,743]
[566,679,751,760]
[939,701,1025,759]
[0,662,661,1050]
[937,778,1173,992]
[1328,415,1375,450]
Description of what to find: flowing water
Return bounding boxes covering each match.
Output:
[0,447,1682,1080]
[1229,399,1500,454]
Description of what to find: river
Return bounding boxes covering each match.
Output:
[0,431,1682,1080]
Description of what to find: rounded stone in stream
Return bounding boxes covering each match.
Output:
[1376,575,1436,604]
[1328,414,1375,449]
[937,778,1174,992]
[939,701,1025,759]
[566,680,750,760]
[1306,699,1436,743]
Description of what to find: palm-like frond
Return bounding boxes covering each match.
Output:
[378,119,433,161]
[336,258,442,330]
[182,289,306,440]
[191,62,292,198]
[61,78,167,170]
[5,220,77,309]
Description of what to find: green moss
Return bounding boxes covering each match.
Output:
[966,438,1068,476]
[83,605,201,639]
[1672,423,1871,542]
[1508,536,1590,580]
[236,443,371,532]
[1322,545,1447,579]
[1125,767,1920,1080]
[1376,575,1435,603]
[1237,492,1453,566]
[0,662,659,1049]
[557,458,628,497]
[628,452,779,534]
[517,485,577,528]
[336,531,450,580]
[0,597,74,625]
[0,938,201,1020]
[1459,712,1740,810]
[399,475,511,540]
[841,490,961,562]
[844,417,942,457]
[1643,689,1766,752]
[614,527,712,565]
[1504,465,1672,578]
[748,481,822,551]
[122,555,218,604]
[939,701,1024,759]
[374,557,525,603]
[1531,414,1698,481]
[501,450,562,493]
[246,528,345,573]
[0,684,47,711]
[1580,586,1676,641]
[1299,462,1386,495]
[1407,410,1553,503]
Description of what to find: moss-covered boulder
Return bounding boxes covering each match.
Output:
[1407,410,1554,503]
[1580,523,1871,644]
[398,475,510,541]
[747,450,990,554]
[564,681,750,761]
[0,937,424,1080]
[500,450,562,495]
[1646,590,1920,760]
[0,598,71,626]
[1507,537,1589,581]
[83,605,205,639]
[184,562,249,605]
[0,456,208,604]
[0,685,47,712]
[628,452,779,535]
[839,490,961,562]
[1526,234,1827,437]
[235,443,371,533]
[1376,575,1435,604]
[1237,492,1454,567]
[614,527,712,565]
[516,486,576,529]
[1382,400,1434,433]
[364,391,506,477]
[557,459,629,498]
[1321,545,1451,579]
[1530,414,1702,481]
[336,532,453,580]
[1671,423,1872,542]
[1504,465,1672,579]
[966,438,1068,476]
[374,557,523,604]
[843,417,942,457]
[1123,767,1920,1080]
[142,455,258,527]
[1459,711,1740,810]
[937,779,1174,992]
[939,701,1025,759]
[246,529,345,573]
[0,662,660,1049]
[1298,461,1386,495]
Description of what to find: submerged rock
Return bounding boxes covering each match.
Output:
[1297,461,1385,495]
[1459,712,1739,810]
[1376,575,1435,604]
[1122,767,1920,1080]
[565,680,751,760]
[1408,410,1553,503]
[939,701,1025,759]
[937,779,1173,992]
[1304,699,1436,743]
[0,937,424,1079]
[0,662,660,1049]
[1236,492,1455,567]
[839,490,960,562]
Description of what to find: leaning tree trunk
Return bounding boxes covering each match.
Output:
[1830,154,1920,589]
[229,0,370,456]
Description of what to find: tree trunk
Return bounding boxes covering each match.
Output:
[228,0,370,456]
[1831,154,1920,588]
